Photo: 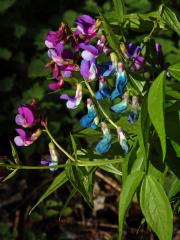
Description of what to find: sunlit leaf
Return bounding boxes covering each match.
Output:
[148,71,166,161]
[168,63,180,81]
[140,174,173,240]
[118,170,144,240]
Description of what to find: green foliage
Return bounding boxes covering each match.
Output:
[140,174,173,240]
[148,71,166,161]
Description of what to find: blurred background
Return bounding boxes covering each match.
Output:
[0,0,179,239]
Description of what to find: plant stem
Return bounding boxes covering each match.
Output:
[85,81,118,129]
[44,125,76,162]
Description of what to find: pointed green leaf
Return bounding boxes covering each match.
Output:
[138,95,151,164]
[65,165,93,207]
[168,63,180,81]
[29,171,68,214]
[100,164,122,176]
[70,133,77,162]
[148,71,166,160]
[113,0,125,22]
[140,175,173,240]
[159,5,180,36]
[10,141,20,165]
[2,169,18,182]
[98,9,119,51]
[118,171,144,240]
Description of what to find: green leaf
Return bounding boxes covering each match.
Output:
[2,169,18,182]
[128,74,145,95]
[159,5,180,36]
[168,63,180,81]
[113,0,125,22]
[0,0,16,14]
[10,141,20,165]
[29,171,68,214]
[138,95,151,165]
[100,163,122,176]
[14,24,26,39]
[140,175,173,240]
[0,48,12,60]
[98,9,119,51]
[168,177,180,199]
[65,164,93,207]
[118,170,144,240]
[148,71,166,160]
[70,134,77,162]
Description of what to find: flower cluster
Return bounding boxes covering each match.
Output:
[14,100,42,146]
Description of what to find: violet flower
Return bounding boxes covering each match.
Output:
[45,22,66,49]
[111,93,128,113]
[41,142,59,171]
[80,98,99,129]
[60,83,82,109]
[48,79,64,91]
[117,127,128,154]
[95,77,111,100]
[121,42,144,70]
[128,96,139,123]
[111,63,128,100]
[14,129,41,147]
[15,105,36,128]
[95,122,112,154]
[75,15,99,39]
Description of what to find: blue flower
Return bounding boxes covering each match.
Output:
[95,77,111,100]
[117,127,128,154]
[111,63,128,100]
[95,122,112,153]
[128,96,139,123]
[80,98,99,129]
[111,93,128,113]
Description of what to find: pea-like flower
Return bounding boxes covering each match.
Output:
[75,15,99,39]
[95,77,111,100]
[95,122,112,154]
[60,83,82,109]
[111,92,128,113]
[14,129,41,147]
[117,127,128,154]
[15,105,36,128]
[41,142,59,171]
[111,63,128,100]
[121,42,144,70]
[80,98,99,129]
[128,96,139,123]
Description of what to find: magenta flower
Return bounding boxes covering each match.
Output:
[45,23,66,49]
[75,15,98,39]
[48,79,64,91]
[14,129,41,147]
[15,105,36,128]
[60,83,82,109]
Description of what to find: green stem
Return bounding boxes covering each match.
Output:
[85,81,118,129]
[44,125,76,162]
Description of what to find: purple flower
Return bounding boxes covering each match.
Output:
[45,23,66,49]
[121,43,144,70]
[95,122,112,154]
[117,127,128,154]
[80,59,97,80]
[41,142,59,171]
[75,15,98,39]
[60,83,82,109]
[15,105,36,128]
[128,96,139,123]
[48,79,64,91]
[14,129,41,147]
